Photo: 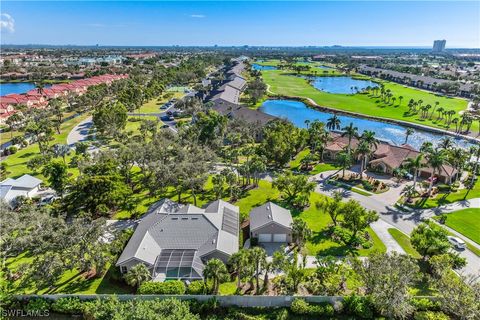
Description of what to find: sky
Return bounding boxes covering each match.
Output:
[1,1,479,48]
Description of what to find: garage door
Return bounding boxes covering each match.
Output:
[258,234,272,242]
[273,234,287,243]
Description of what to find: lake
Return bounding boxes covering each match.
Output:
[0,82,50,95]
[252,63,277,71]
[310,76,379,94]
[259,99,473,150]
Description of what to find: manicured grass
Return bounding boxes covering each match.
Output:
[289,149,311,170]
[136,92,184,114]
[124,116,159,135]
[292,192,386,256]
[413,179,480,208]
[262,69,473,133]
[388,228,421,258]
[289,148,340,175]
[2,113,91,179]
[432,209,480,245]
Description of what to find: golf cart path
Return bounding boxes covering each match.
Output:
[67,116,93,146]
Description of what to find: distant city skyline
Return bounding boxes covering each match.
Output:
[1,1,479,48]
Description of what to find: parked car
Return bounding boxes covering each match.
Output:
[160,104,168,110]
[447,236,466,250]
[39,195,58,206]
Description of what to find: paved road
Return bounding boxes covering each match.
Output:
[312,171,480,279]
[67,116,93,146]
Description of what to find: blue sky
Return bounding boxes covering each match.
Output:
[1,1,479,47]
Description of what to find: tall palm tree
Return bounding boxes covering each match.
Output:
[124,264,151,289]
[336,151,353,178]
[426,150,446,195]
[355,141,371,173]
[403,154,425,191]
[326,114,341,131]
[341,122,358,154]
[420,141,434,154]
[228,249,249,291]
[291,218,312,250]
[359,130,378,167]
[250,247,267,294]
[203,258,229,295]
[438,137,453,150]
[448,147,467,182]
[469,146,480,188]
[404,128,415,145]
[430,101,439,120]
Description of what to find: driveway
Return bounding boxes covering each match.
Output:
[67,116,94,146]
[370,220,406,254]
[311,171,480,279]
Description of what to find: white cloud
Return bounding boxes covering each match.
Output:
[0,13,15,33]
[190,14,206,18]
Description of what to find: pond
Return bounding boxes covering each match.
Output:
[259,99,473,150]
[0,82,50,95]
[252,63,277,71]
[310,76,378,94]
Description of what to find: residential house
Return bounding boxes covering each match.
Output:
[249,202,293,243]
[116,199,240,281]
[0,174,43,206]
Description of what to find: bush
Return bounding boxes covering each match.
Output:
[290,298,323,316]
[25,298,51,312]
[187,280,206,295]
[343,294,374,319]
[411,298,441,312]
[51,297,84,314]
[138,280,186,294]
[362,180,374,191]
[414,311,450,320]
[274,308,289,320]
[7,146,17,154]
[323,303,335,316]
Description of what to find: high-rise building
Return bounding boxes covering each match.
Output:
[433,40,446,52]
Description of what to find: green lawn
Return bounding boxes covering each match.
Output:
[262,69,474,133]
[432,209,480,245]
[2,113,91,179]
[5,252,133,294]
[124,116,159,135]
[413,179,480,208]
[388,228,421,258]
[289,148,340,175]
[136,92,185,114]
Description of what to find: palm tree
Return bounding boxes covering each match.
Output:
[326,114,341,131]
[336,151,353,178]
[291,218,312,249]
[355,141,371,173]
[469,146,480,188]
[404,128,415,145]
[420,141,434,154]
[402,185,417,203]
[359,130,378,166]
[228,249,249,291]
[430,101,439,120]
[35,81,45,96]
[403,154,425,191]
[203,258,229,295]
[341,122,358,154]
[426,150,446,195]
[250,247,266,294]
[438,137,453,150]
[53,144,70,164]
[398,96,403,105]
[436,107,444,121]
[124,264,151,289]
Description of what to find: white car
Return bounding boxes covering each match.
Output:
[447,236,466,250]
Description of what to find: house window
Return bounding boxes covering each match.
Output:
[120,266,127,274]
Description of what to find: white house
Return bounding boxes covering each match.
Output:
[0,174,43,206]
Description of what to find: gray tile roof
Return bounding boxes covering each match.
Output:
[249,202,293,231]
[116,199,240,268]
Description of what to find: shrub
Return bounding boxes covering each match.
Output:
[7,146,17,154]
[25,298,51,312]
[323,303,335,316]
[414,311,450,320]
[274,308,289,320]
[343,294,374,319]
[51,297,84,314]
[438,215,447,224]
[138,280,186,294]
[187,280,206,295]
[290,298,323,316]
[362,180,374,191]
[411,298,441,311]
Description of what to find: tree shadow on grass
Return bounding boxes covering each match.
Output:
[18,152,36,159]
